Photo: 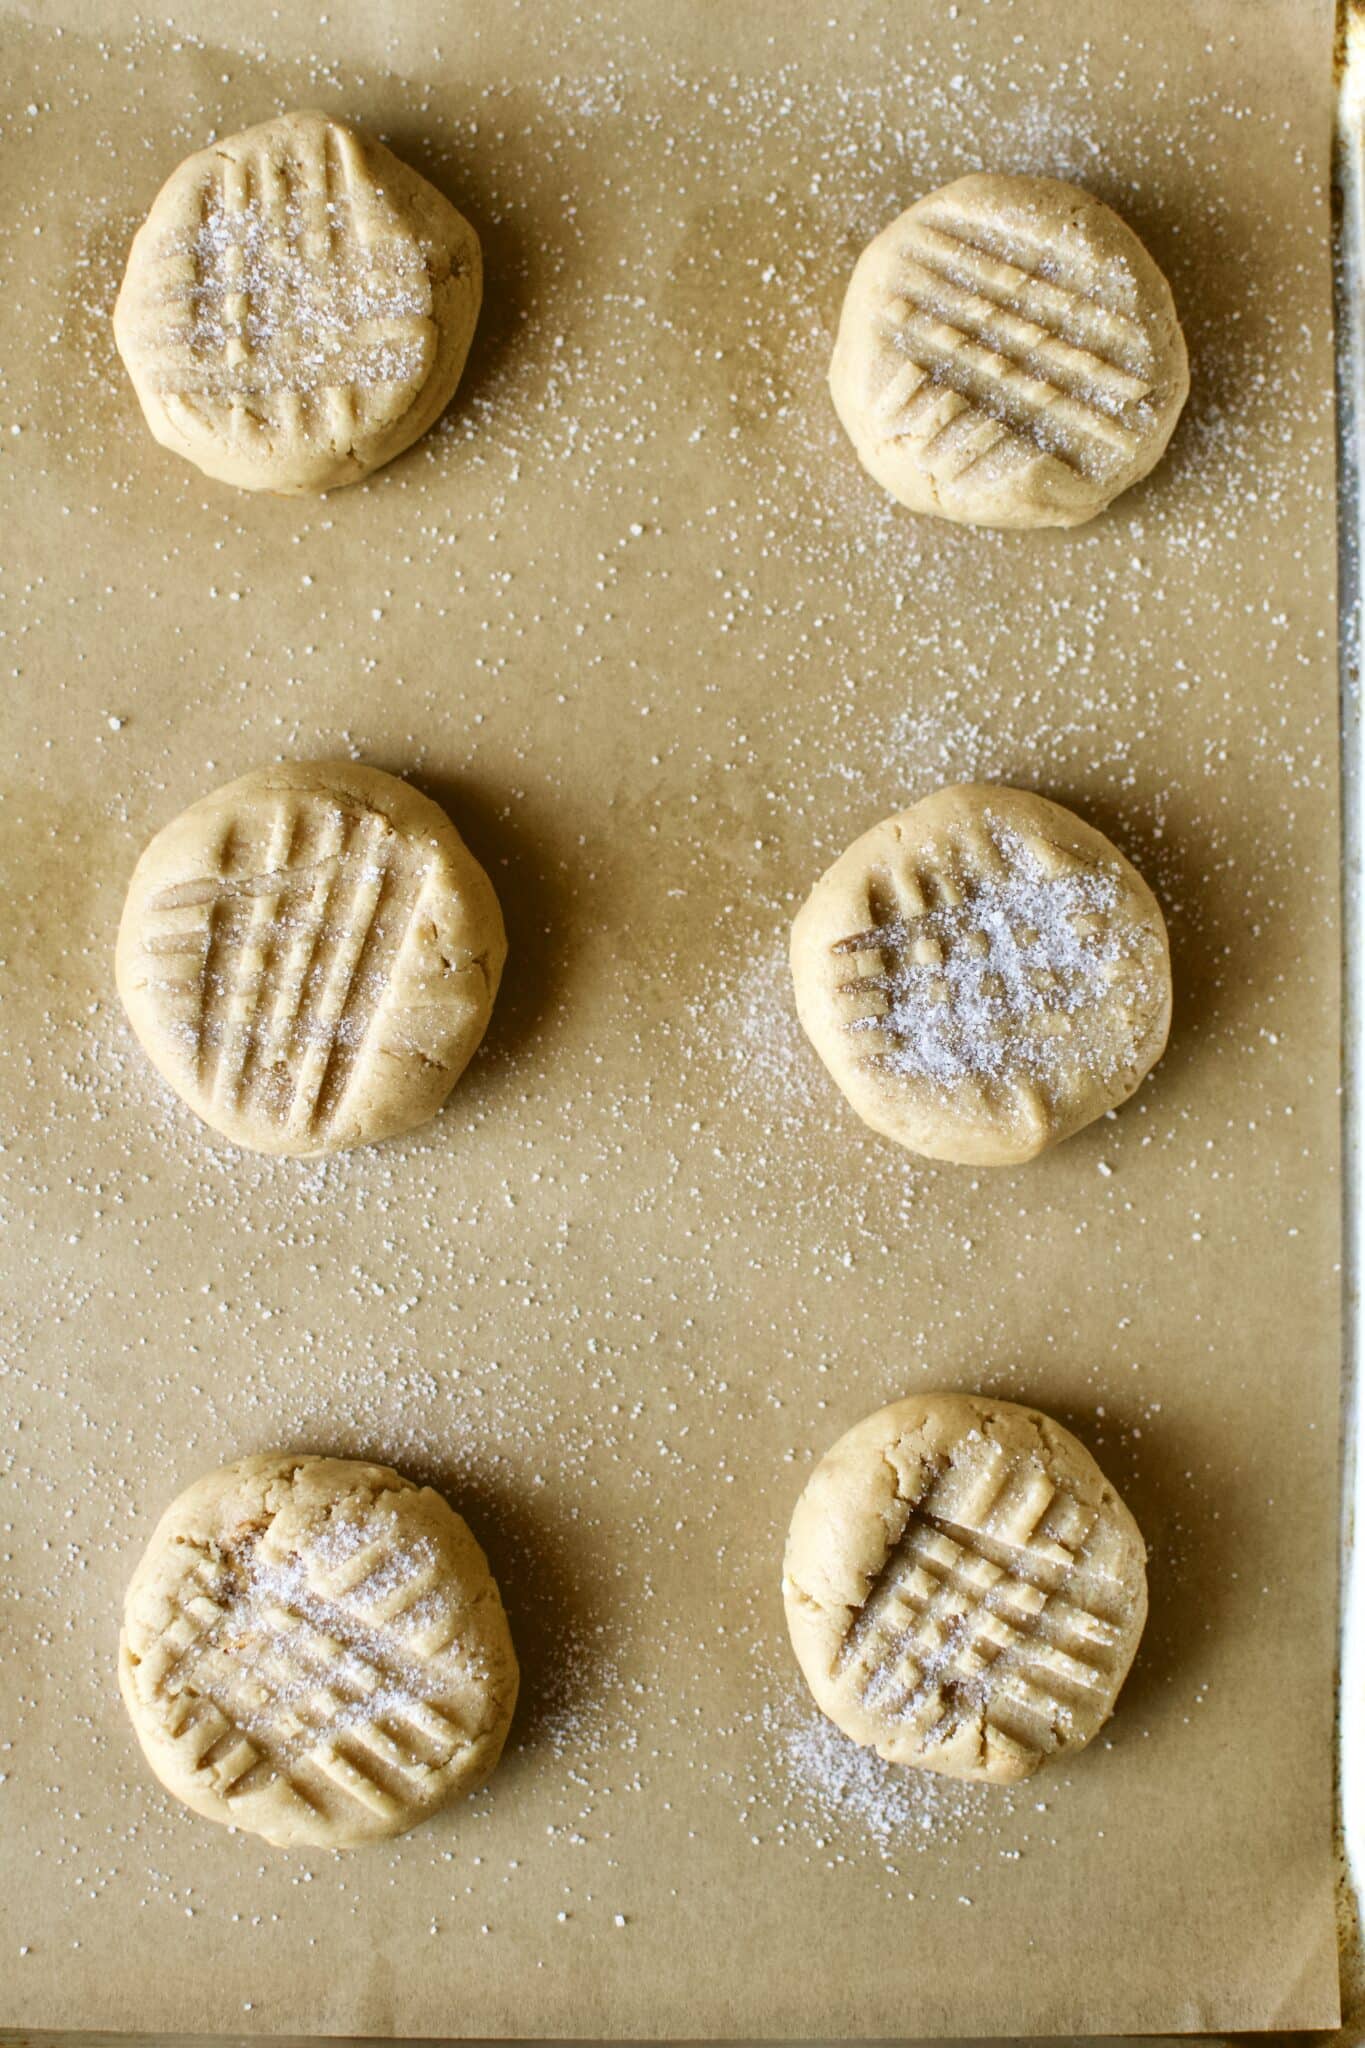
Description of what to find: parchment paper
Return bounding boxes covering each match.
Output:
[0,0,1342,2034]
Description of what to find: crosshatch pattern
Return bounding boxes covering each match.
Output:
[138,115,434,445]
[131,1519,477,1835]
[833,1436,1131,1777]
[875,195,1157,489]
[136,795,434,1147]
[828,819,1148,1121]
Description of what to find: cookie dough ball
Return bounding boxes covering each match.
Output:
[116,761,505,1157]
[783,1394,1147,1784]
[113,110,482,493]
[829,172,1188,529]
[790,783,1171,1166]
[120,1453,519,1850]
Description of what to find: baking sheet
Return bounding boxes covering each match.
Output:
[1340,7,1365,2034]
[0,0,1343,2035]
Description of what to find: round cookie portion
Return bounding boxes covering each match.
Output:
[113,110,482,493]
[116,761,506,1157]
[790,783,1171,1166]
[828,172,1188,529]
[782,1394,1147,1785]
[120,1453,519,1850]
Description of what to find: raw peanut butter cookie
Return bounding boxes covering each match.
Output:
[790,783,1171,1166]
[783,1393,1147,1784]
[829,172,1188,529]
[120,1453,519,1850]
[113,110,481,493]
[116,761,505,1157]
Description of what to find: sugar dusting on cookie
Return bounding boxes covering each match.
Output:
[844,825,1135,1086]
[167,192,430,399]
[188,1527,468,1757]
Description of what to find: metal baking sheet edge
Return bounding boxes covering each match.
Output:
[1337,3,1365,2041]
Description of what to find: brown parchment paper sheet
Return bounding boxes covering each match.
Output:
[0,0,1343,2034]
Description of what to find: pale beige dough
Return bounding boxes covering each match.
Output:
[120,1453,519,1850]
[116,760,506,1157]
[790,783,1171,1166]
[828,172,1189,529]
[113,110,481,493]
[783,1393,1147,1784]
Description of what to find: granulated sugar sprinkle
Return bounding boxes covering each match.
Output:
[843,826,1136,1085]
[162,191,430,398]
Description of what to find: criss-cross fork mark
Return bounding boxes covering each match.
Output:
[142,797,431,1141]
[827,830,1126,1112]
[873,204,1157,487]
[142,1535,473,1827]
[836,1452,1127,1768]
[831,846,1003,1027]
[911,210,1152,358]
[155,116,430,444]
